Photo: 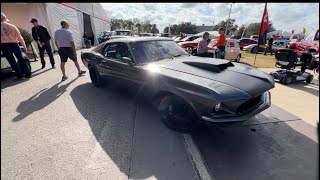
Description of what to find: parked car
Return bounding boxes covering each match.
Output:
[1,50,11,71]
[139,33,153,37]
[175,35,200,43]
[238,38,258,50]
[288,29,319,55]
[98,31,112,44]
[1,46,31,74]
[81,37,274,133]
[178,37,210,55]
[243,40,289,54]
[196,31,219,39]
[115,30,132,36]
[208,39,241,62]
[250,35,259,40]
[230,35,241,39]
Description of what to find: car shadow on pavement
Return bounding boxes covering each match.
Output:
[275,81,319,97]
[192,118,319,180]
[12,77,79,122]
[69,83,198,180]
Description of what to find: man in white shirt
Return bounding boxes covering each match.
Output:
[54,20,86,81]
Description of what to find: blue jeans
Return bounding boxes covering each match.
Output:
[215,46,225,59]
[1,43,30,77]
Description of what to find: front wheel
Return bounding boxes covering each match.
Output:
[89,66,103,87]
[158,95,198,133]
[184,46,194,55]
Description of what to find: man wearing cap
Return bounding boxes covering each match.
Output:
[212,27,227,59]
[1,12,31,79]
[30,18,55,69]
[54,20,86,81]
[196,32,215,57]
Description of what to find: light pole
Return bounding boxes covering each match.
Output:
[225,3,233,36]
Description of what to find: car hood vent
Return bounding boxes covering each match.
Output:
[182,61,234,73]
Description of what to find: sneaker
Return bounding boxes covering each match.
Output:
[61,76,68,81]
[25,74,32,78]
[78,70,86,76]
[41,65,45,69]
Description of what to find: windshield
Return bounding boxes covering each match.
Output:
[193,37,203,42]
[181,36,192,41]
[130,40,188,64]
[116,31,131,36]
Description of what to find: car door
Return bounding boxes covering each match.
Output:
[225,40,231,60]
[100,42,131,80]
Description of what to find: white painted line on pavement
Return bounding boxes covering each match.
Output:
[183,134,213,180]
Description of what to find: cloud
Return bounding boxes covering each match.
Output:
[100,3,319,34]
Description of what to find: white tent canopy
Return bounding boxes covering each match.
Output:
[1,3,111,51]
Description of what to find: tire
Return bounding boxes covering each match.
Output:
[235,54,241,62]
[251,47,258,54]
[306,75,313,84]
[184,46,194,55]
[89,66,103,87]
[158,95,198,133]
[280,76,293,85]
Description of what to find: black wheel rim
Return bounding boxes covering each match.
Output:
[185,47,193,54]
[163,101,193,128]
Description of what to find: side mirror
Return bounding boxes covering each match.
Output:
[122,57,133,66]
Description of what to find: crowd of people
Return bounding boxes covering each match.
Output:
[1,12,86,81]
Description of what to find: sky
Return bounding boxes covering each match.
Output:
[101,3,319,34]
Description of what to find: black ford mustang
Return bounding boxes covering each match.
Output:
[81,37,275,133]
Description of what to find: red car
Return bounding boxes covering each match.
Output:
[288,29,319,55]
[238,38,258,50]
[178,37,210,55]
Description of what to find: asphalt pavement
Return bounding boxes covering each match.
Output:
[1,51,319,180]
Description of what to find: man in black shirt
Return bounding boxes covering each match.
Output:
[30,18,55,69]
[264,35,274,56]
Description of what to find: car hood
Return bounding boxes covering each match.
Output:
[178,41,198,45]
[150,56,275,97]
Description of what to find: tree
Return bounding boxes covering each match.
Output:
[111,18,159,34]
[237,25,246,37]
[245,21,276,37]
[212,19,238,35]
[151,24,159,34]
[163,22,198,35]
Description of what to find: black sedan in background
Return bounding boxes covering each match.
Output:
[81,37,275,133]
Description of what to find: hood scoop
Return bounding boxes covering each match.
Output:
[182,61,234,73]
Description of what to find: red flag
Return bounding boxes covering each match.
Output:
[257,3,268,47]
[259,3,268,36]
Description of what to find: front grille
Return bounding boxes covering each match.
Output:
[237,95,263,114]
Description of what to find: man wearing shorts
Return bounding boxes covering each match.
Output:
[54,20,86,81]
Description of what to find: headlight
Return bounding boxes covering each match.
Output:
[214,103,221,112]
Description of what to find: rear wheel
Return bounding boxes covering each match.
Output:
[158,95,198,133]
[306,75,313,83]
[184,46,194,55]
[251,47,258,54]
[89,66,103,87]
[280,76,293,85]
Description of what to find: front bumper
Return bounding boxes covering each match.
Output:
[201,91,271,123]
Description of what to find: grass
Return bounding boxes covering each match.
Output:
[240,51,276,68]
